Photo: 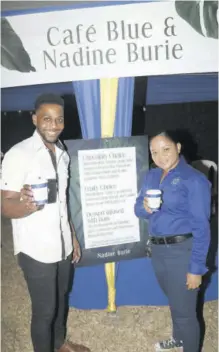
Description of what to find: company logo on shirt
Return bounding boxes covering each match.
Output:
[171,177,181,185]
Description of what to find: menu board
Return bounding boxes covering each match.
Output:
[65,136,149,267]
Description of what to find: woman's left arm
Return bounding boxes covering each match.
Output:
[187,175,211,278]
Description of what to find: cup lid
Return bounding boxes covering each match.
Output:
[146,189,162,195]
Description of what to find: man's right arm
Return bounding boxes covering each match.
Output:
[1,148,40,219]
[1,189,37,219]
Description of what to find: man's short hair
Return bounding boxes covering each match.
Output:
[35,93,64,112]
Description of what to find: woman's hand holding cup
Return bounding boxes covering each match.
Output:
[144,189,162,213]
[143,197,153,214]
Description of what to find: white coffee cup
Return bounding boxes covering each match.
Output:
[146,189,162,211]
[31,181,48,206]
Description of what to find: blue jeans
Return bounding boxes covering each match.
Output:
[151,238,200,352]
[18,252,73,352]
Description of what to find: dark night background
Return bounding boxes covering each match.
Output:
[1,79,218,165]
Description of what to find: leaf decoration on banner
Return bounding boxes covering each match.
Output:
[1,18,36,72]
[175,0,218,39]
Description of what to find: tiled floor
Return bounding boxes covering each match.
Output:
[1,217,218,352]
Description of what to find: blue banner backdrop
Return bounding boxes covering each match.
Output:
[71,79,106,308]
[73,80,101,139]
[114,77,135,137]
[69,77,145,309]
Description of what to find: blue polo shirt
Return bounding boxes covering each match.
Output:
[134,156,211,275]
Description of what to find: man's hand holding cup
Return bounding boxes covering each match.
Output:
[20,181,48,214]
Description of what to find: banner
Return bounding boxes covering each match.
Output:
[65,136,148,267]
[2,1,218,88]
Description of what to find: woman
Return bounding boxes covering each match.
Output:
[134,131,211,352]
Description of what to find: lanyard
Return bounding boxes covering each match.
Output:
[47,148,66,260]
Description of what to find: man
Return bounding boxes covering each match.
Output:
[1,94,90,352]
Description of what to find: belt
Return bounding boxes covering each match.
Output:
[150,233,192,245]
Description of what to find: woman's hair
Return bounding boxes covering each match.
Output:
[149,130,180,145]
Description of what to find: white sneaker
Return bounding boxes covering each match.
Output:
[155,337,183,350]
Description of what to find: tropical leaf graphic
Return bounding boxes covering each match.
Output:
[175,0,218,39]
[1,18,36,72]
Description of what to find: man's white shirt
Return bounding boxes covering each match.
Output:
[1,130,73,263]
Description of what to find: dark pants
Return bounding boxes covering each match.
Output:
[18,252,73,352]
[151,238,200,352]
